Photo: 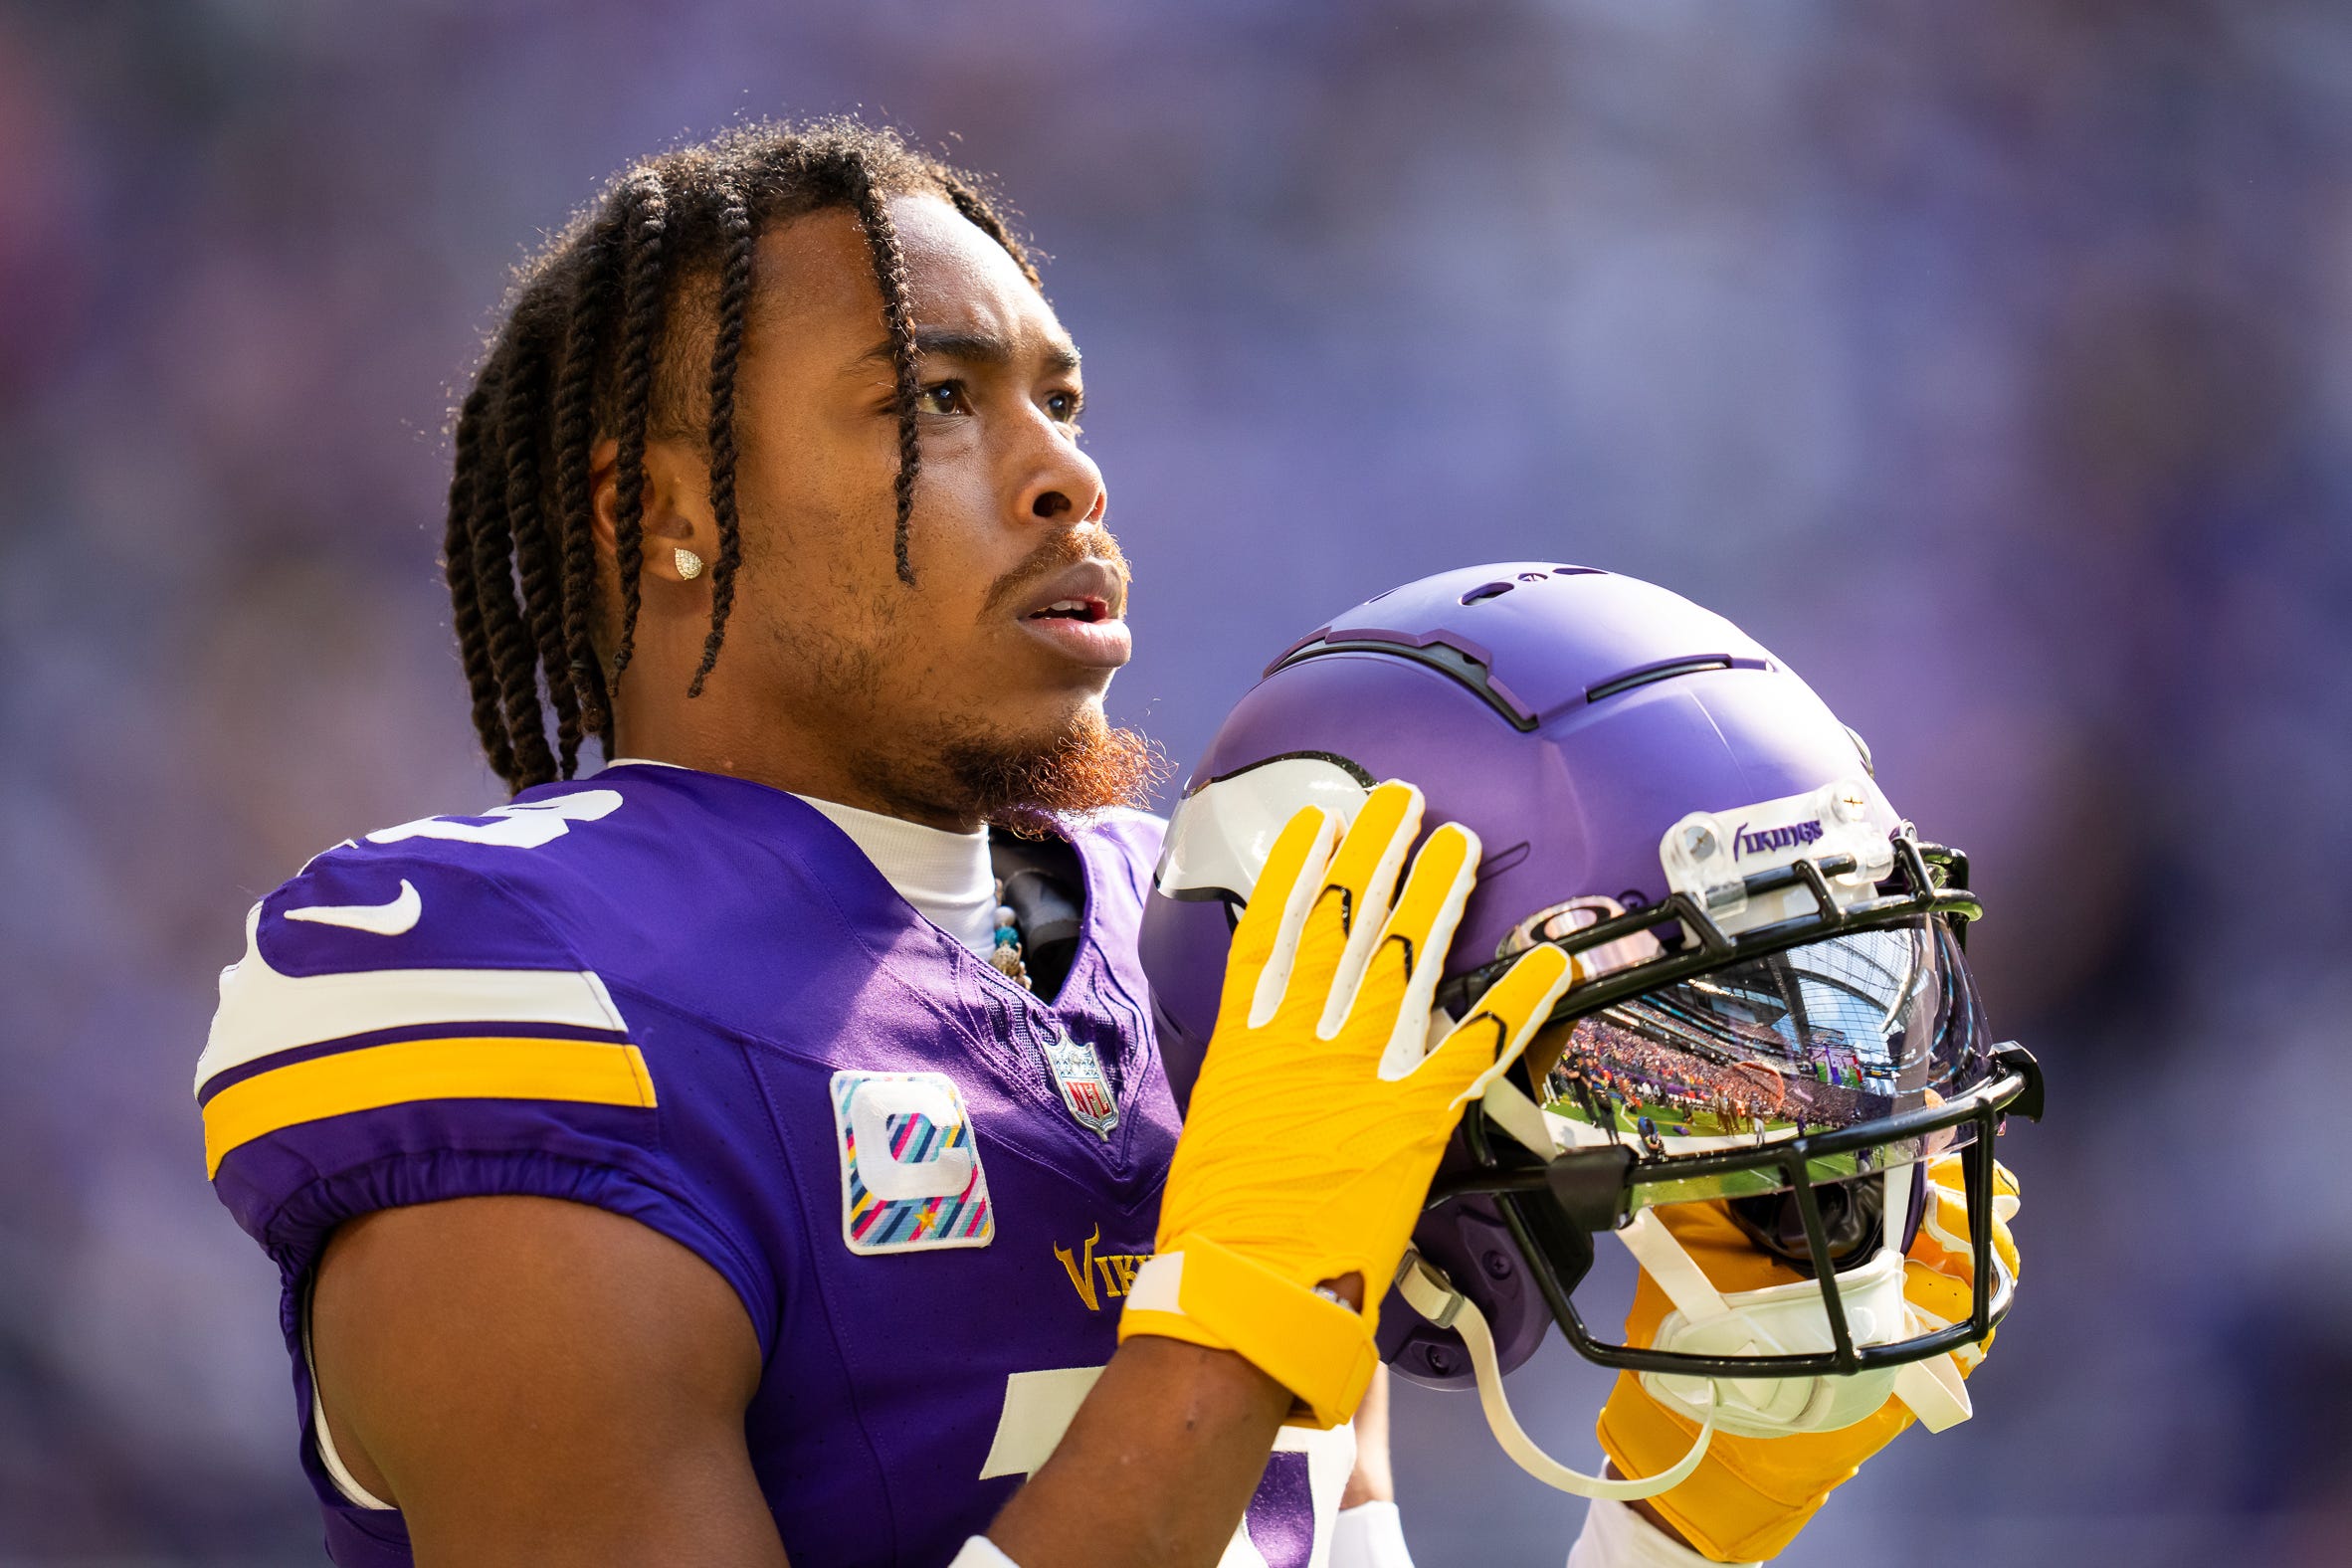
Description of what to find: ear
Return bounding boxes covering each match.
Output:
[589,435,721,585]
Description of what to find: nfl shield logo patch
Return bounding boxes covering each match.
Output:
[1044,1037,1118,1140]
[832,1071,994,1255]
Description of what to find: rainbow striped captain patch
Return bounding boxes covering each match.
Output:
[831,1071,994,1255]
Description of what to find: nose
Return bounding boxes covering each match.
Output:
[1013,424,1107,530]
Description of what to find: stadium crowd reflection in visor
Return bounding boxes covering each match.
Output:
[1530,915,1990,1210]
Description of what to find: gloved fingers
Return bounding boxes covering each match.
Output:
[1926,1152,2021,1214]
[1224,804,1341,1031]
[1901,1261,1970,1323]
[1992,1159,2022,1225]
[1908,1197,2020,1293]
[1910,1185,1970,1274]
[1989,1213,2020,1284]
[1426,943,1574,1109]
[1306,781,1423,1038]
[1902,1263,1997,1373]
[1913,1164,2023,1281]
[1339,820,1480,1066]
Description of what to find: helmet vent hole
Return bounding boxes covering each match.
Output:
[1460,580,1515,605]
[1584,655,1735,704]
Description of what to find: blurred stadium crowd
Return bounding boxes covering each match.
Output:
[3,2,2349,1563]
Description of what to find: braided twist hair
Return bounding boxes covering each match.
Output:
[442,117,1039,792]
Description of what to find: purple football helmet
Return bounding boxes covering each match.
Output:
[1141,564,2042,1416]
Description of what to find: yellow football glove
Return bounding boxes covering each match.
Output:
[1595,1154,2023,1562]
[1120,781,1574,1428]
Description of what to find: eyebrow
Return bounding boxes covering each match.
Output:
[853,327,1081,375]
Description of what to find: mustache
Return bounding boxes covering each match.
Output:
[980,530,1131,617]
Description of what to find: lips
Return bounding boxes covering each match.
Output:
[1015,557,1131,670]
[1030,596,1110,623]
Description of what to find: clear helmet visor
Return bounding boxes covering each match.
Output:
[1531,914,1991,1208]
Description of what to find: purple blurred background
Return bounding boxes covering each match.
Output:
[4,2,2348,1563]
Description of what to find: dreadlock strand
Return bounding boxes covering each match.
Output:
[552,211,625,757]
[444,377,517,787]
[851,163,923,586]
[610,171,671,681]
[472,344,557,789]
[688,181,753,698]
[501,330,579,778]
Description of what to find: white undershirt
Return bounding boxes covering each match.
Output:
[606,759,1002,956]
[793,794,1000,955]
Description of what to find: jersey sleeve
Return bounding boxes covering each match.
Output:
[197,840,778,1345]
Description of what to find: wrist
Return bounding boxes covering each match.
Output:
[1317,1270,1367,1311]
[1606,1462,1696,1551]
[987,1334,1292,1568]
[1571,1497,1759,1568]
[1105,1327,1292,1418]
[1118,1236,1379,1428]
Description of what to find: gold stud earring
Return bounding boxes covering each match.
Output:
[675,547,705,581]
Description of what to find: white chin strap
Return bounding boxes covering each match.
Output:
[1395,1168,1981,1500]
[1614,1167,1973,1440]
[1394,1255,1717,1500]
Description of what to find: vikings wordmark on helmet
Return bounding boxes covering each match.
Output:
[1731,819,1824,860]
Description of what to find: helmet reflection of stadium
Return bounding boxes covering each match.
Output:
[1547,1003,1889,1137]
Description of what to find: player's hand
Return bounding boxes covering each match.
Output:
[1899,1152,2022,1373]
[1120,781,1574,1429]
[1595,1155,2023,1563]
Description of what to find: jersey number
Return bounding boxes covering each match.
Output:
[365,790,624,850]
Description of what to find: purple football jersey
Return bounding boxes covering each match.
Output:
[198,764,1351,1567]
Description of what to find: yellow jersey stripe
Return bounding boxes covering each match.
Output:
[202,1036,657,1177]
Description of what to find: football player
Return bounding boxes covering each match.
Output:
[198,115,2034,1568]
[195,118,1570,1568]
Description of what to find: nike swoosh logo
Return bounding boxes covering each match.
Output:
[283,879,422,936]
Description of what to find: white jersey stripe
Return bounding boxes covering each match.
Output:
[195,903,626,1097]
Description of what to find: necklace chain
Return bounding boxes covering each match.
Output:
[987,877,1031,991]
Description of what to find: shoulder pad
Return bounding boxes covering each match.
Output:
[198,825,639,1176]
